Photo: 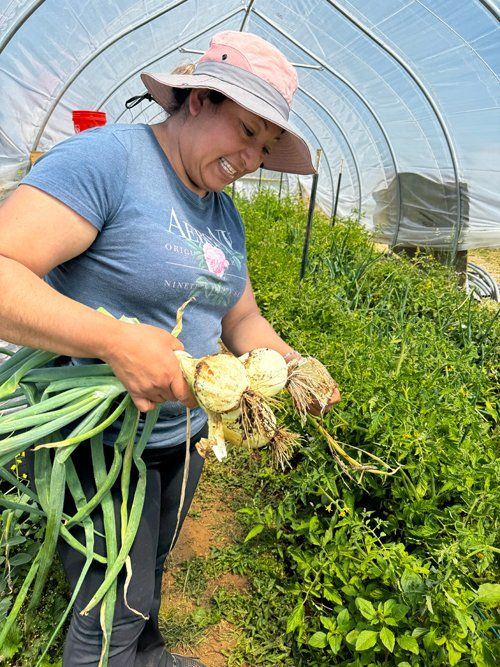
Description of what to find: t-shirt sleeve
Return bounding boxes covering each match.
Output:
[21,127,127,231]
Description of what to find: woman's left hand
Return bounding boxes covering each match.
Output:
[307,384,341,416]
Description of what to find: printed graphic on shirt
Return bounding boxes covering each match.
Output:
[165,207,245,307]
[188,239,244,307]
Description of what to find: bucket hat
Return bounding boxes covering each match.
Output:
[140,31,315,175]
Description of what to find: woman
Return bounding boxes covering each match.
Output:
[0,31,340,666]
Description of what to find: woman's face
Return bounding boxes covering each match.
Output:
[178,90,283,196]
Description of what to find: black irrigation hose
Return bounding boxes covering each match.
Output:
[466,262,499,302]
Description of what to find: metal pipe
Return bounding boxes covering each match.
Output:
[239,0,255,32]
[331,160,343,225]
[0,0,46,54]
[278,172,284,200]
[477,0,499,20]
[300,150,322,280]
[178,47,323,69]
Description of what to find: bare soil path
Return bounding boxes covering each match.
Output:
[161,462,250,667]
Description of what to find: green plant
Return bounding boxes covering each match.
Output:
[230,189,500,666]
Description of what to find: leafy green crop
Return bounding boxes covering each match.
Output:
[232,190,499,666]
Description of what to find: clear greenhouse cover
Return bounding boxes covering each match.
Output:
[1,0,499,251]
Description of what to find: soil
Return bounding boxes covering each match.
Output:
[468,248,500,283]
[162,482,249,667]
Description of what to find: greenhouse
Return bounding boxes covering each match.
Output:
[0,1,499,666]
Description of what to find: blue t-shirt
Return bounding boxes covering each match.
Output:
[22,123,247,446]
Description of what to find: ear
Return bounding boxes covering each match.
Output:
[188,88,208,117]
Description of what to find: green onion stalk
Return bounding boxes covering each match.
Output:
[0,322,162,665]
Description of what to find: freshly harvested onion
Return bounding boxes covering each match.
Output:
[175,351,248,414]
[175,350,283,459]
[173,347,333,466]
[239,348,288,397]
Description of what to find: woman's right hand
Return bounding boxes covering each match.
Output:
[103,322,198,413]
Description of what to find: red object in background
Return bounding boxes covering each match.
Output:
[72,110,107,133]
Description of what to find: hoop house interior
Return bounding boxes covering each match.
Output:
[1,0,499,251]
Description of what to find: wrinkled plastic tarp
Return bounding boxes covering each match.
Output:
[0,0,499,249]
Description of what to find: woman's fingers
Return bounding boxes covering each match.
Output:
[329,387,341,405]
[130,395,158,412]
[130,380,197,412]
[307,387,341,416]
[104,322,199,411]
[170,374,198,408]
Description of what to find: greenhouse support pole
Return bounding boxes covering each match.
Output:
[331,160,343,225]
[278,172,284,200]
[239,0,255,31]
[0,0,45,53]
[300,150,322,280]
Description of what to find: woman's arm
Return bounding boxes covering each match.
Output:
[0,185,195,412]
[221,275,295,357]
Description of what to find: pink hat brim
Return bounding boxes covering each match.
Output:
[141,71,316,176]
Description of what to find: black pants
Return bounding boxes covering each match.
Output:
[28,423,208,666]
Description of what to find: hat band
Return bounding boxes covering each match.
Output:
[193,61,290,120]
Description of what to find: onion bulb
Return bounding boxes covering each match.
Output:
[175,351,248,414]
[239,348,288,397]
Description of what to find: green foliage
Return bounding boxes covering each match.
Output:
[0,525,67,666]
[0,483,67,666]
[159,604,221,652]
[229,189,500,666]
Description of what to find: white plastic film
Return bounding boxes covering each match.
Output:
[0,0,498,249]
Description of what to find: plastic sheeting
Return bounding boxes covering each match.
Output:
[0,0,499,250]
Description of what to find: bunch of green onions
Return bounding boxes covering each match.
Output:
[0,340,160,666]
[0,305,288,664]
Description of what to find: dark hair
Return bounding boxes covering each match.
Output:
[165,64,227,114]
[171,87,226,113]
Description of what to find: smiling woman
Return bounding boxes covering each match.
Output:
[0,29,338,667]
[143,31,312,197]
[151,93,284,196]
